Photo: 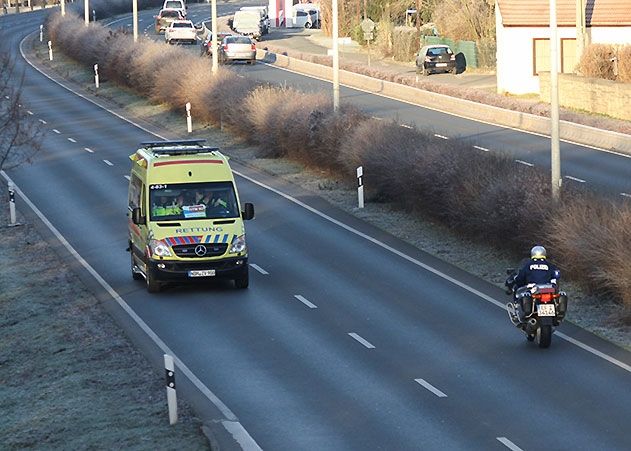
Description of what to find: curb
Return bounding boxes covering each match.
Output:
[258,49,631,156]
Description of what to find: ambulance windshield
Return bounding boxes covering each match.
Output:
[149,181,239,221]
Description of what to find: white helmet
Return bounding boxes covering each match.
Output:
[531,245,547,260]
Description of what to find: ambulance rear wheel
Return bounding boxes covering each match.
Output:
[146,267,162,293]
[234,267,249,289]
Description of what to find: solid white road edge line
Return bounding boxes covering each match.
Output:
[497,437,523,451]
[20,32,631,375]
[234,170,631,374]
[249,263,268,275]
[414,378,447,397]
[348,332,375,349]
[294,295,317,309]
[0,170,266,451]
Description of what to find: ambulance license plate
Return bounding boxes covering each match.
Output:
[188,269,215,277]
[537,304,556,316]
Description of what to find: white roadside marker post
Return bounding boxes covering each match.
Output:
[48,40,53,61]
[94,64,99,89]
[186,102,192,133]
[92,9,95,23]
[8,181,21,227]
[39,24,43,42]
[164,354,178,425]
[357,166,364,209]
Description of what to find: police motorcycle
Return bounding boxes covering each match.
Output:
[504,269,568,348]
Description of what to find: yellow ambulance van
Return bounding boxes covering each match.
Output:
[127,139,254,293]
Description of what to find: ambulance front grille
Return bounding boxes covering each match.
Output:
[172,243,228,258]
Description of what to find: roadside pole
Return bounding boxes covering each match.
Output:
[164,355,178,425]
[48,40,53,61]
[60,0,65,17]
[94,64,99,89]
[39,24,43,42]
[84,0,88,25]
[357,166,364,209]
[211,0,218,74]
[186,102,192,133]
[132,0,138,43]
[7,181,21,227]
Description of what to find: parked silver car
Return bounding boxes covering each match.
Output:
[219,36,256,65]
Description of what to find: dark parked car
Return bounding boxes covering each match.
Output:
[415,44,456,76]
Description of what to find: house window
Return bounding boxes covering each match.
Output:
[533,38,550,76]
[561,38,577,73]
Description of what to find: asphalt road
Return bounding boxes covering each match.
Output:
[2,5,631,451]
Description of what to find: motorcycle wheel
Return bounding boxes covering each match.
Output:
[537,325,552,348]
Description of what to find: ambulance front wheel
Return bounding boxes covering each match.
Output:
[146,266,162,293]
[234,266,249,289]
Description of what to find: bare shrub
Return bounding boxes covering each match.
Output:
[392,26,419,62]
[578,44,616,80]
[200,71,259,133]
[618,45,631,83]
[432,0,495,41]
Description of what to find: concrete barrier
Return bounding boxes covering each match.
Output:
[258,49,631,156]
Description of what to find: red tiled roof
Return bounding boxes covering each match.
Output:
[497,0,631,27]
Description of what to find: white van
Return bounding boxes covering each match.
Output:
[290,4,319,29]
[239,6,269,34]
[162,0,186,18]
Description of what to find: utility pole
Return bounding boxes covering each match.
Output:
[211,0,218,74]
[61,0,65,17]
[133,0,138,42]
[84,0,89,25]
[332,0,339,111]
[550,0,561,201]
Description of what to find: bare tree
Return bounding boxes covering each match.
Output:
[432,0,495,41]
[0,52,43,172]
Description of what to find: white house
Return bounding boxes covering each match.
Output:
[267,0,320,28]
[495,0,631,95]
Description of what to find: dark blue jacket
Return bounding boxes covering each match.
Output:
[515,258,558,287]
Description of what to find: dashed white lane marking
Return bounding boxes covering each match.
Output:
[103,159,113,166]
[250,263,268,275]
[27,110,33,115]
[497,437,523,451]
[348,333,375,349]
[401,124,412,129]
[39,119,47,124]
[3,95,8,100]
[473,145,490,152]
[564,175,586,183]
[84,147,94,153]
[371,116,383,121]
[52,129,60,134]
[294,295,317,309]
[434,134,449,139]
[124,175,131,181]
[621,193,631,198]
[68,138,76,143]
[414,378,447,398]
[515,159,534,167]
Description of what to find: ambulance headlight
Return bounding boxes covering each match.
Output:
[229,235,247,254]
[149,239,172,257]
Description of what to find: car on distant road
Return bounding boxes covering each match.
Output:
[154,8,184,34]
[200,31,234,57]
[219,35,256,65]
[162,0,187,18]
[165,20,198,45]
[415,44,456,76]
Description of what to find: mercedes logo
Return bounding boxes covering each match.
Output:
[194,245,207,257]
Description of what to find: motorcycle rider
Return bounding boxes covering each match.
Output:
[507,245,559,322]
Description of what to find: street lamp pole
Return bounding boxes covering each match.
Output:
[211,0,218,73]
[132,0,138,42]
[84,0,89,25]
[550,0,561,201]
[332,0,340,111]
[61,0,65,16]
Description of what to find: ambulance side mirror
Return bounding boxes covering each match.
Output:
[131,207,145,225]
[242,203,254,220]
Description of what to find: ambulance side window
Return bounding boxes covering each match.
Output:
[129,175,143,212]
